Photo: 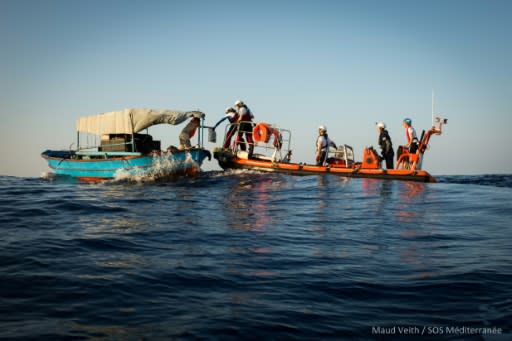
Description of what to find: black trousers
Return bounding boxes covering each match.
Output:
[316,150,327,166]
[383,152,394,169]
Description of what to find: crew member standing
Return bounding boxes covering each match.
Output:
[234,100,255,157]
[376,122,394,169]
[398,117,420,169]
[315,125,337,166]
[403,118,418,152]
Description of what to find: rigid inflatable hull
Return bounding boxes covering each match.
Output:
[216,155,436,183]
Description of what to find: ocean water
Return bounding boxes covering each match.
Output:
[0,172,511,340]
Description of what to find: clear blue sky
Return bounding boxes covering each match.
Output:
[1,0,511,176]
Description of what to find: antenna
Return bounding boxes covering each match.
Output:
[430,91,448,133]
[431,90,435,126]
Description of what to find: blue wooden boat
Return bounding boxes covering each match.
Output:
[42,108,211,181]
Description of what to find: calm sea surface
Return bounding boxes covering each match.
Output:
[0,172,511,340]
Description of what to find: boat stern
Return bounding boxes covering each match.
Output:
[213,147,235,170]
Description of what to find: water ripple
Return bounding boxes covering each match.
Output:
[0,174,511,339]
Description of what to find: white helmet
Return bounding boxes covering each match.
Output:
[234,100,243,106]
[318,125,327,132]
[376,122,386,129]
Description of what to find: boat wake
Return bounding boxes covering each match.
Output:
[209,168,266,178]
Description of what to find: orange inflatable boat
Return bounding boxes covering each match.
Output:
[213,118,447,183]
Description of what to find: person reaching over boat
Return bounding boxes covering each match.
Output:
[315,125,337,166]
[234,100,255,158]
[213,107,240,149]
[376,122,394,169]
[178,117,200,150]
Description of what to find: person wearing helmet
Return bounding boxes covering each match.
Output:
[315,125,337,166]
[234,100,255,157]
[398,117,420,169]
[376,122,394,169]
[402,118,418,151]
[213,107,240,149]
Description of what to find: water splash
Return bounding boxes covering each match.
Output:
[112,151,200,183]
[40,172,56,181]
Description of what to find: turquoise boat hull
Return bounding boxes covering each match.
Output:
[42,149,211,181]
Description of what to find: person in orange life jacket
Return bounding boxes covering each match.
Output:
[178,117,200,150]
[213,107,240,149]
[376,122,394,169]
[315,125,337,166]
[234,100,255,157]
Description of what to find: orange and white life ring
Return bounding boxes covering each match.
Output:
[253,122,272,143]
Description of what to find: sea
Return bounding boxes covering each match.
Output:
[0,171,511,340]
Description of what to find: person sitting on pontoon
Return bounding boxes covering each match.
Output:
[213,107,240,149]
[315,125,337,166]
[178,117,200,150]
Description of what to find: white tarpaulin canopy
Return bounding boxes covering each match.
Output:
[76,108,205,135]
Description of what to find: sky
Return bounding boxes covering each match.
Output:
[1,0,511,177]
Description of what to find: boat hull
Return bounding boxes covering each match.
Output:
[214,150,435,183]
[42,149,211,181]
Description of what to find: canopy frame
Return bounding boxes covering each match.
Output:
[75,108,205,152]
